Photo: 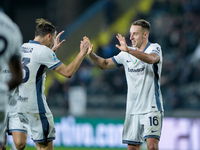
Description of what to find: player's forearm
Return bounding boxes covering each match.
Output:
[8,59,23,91]
[66,52,85,77]
[51,46,57,52]
[127,47,158,64]
[89,52,108,70]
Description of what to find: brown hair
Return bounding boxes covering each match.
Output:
[132,19,150,32]
[35,18,56,37]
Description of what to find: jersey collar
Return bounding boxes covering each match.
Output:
[143,42,151,52]
[29,40,41,45]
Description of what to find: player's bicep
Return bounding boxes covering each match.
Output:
[104,58,117,69]
[9,55,23,79]
[54,64,65,75]
[8,56,23,90]
[54,64,72,78]
[150,53,160,64]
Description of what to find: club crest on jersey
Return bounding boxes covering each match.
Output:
[52,53,57,61]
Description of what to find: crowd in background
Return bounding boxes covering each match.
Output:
[47,0,200,114]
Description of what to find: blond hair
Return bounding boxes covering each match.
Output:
[132,19,150,32]
[35,18,56,37]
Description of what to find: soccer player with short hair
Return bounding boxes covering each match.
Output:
[87,19,164,150]
[17,18,90,150]
[0,9,23,150]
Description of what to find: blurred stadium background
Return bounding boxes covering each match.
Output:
[1,0,200,149]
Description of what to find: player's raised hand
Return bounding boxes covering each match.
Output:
[115,34,128,52]
[52,30,66,52]
[80,38,90,56]
[83,36,93,55]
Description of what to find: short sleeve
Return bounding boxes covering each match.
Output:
[150,44,162,58]
[112,52,124,68]
[38,47,62,70]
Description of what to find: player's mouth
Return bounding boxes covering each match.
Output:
[132,41,136,46]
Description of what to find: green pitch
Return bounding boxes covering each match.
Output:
[7,146,146,150]
[7,145,128,150]
[53,148,127,150]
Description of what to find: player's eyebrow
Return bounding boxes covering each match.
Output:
[130,32,137,35]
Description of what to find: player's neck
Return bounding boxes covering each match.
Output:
[137,40,149,52]
[33,37,47,47]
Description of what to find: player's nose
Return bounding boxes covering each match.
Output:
[130,35,133,40]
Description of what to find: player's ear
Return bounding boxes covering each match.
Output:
[46,33,51,41]
[143,31,149,39]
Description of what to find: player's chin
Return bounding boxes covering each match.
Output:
[132,44,136,47]
[132,42,136,47]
